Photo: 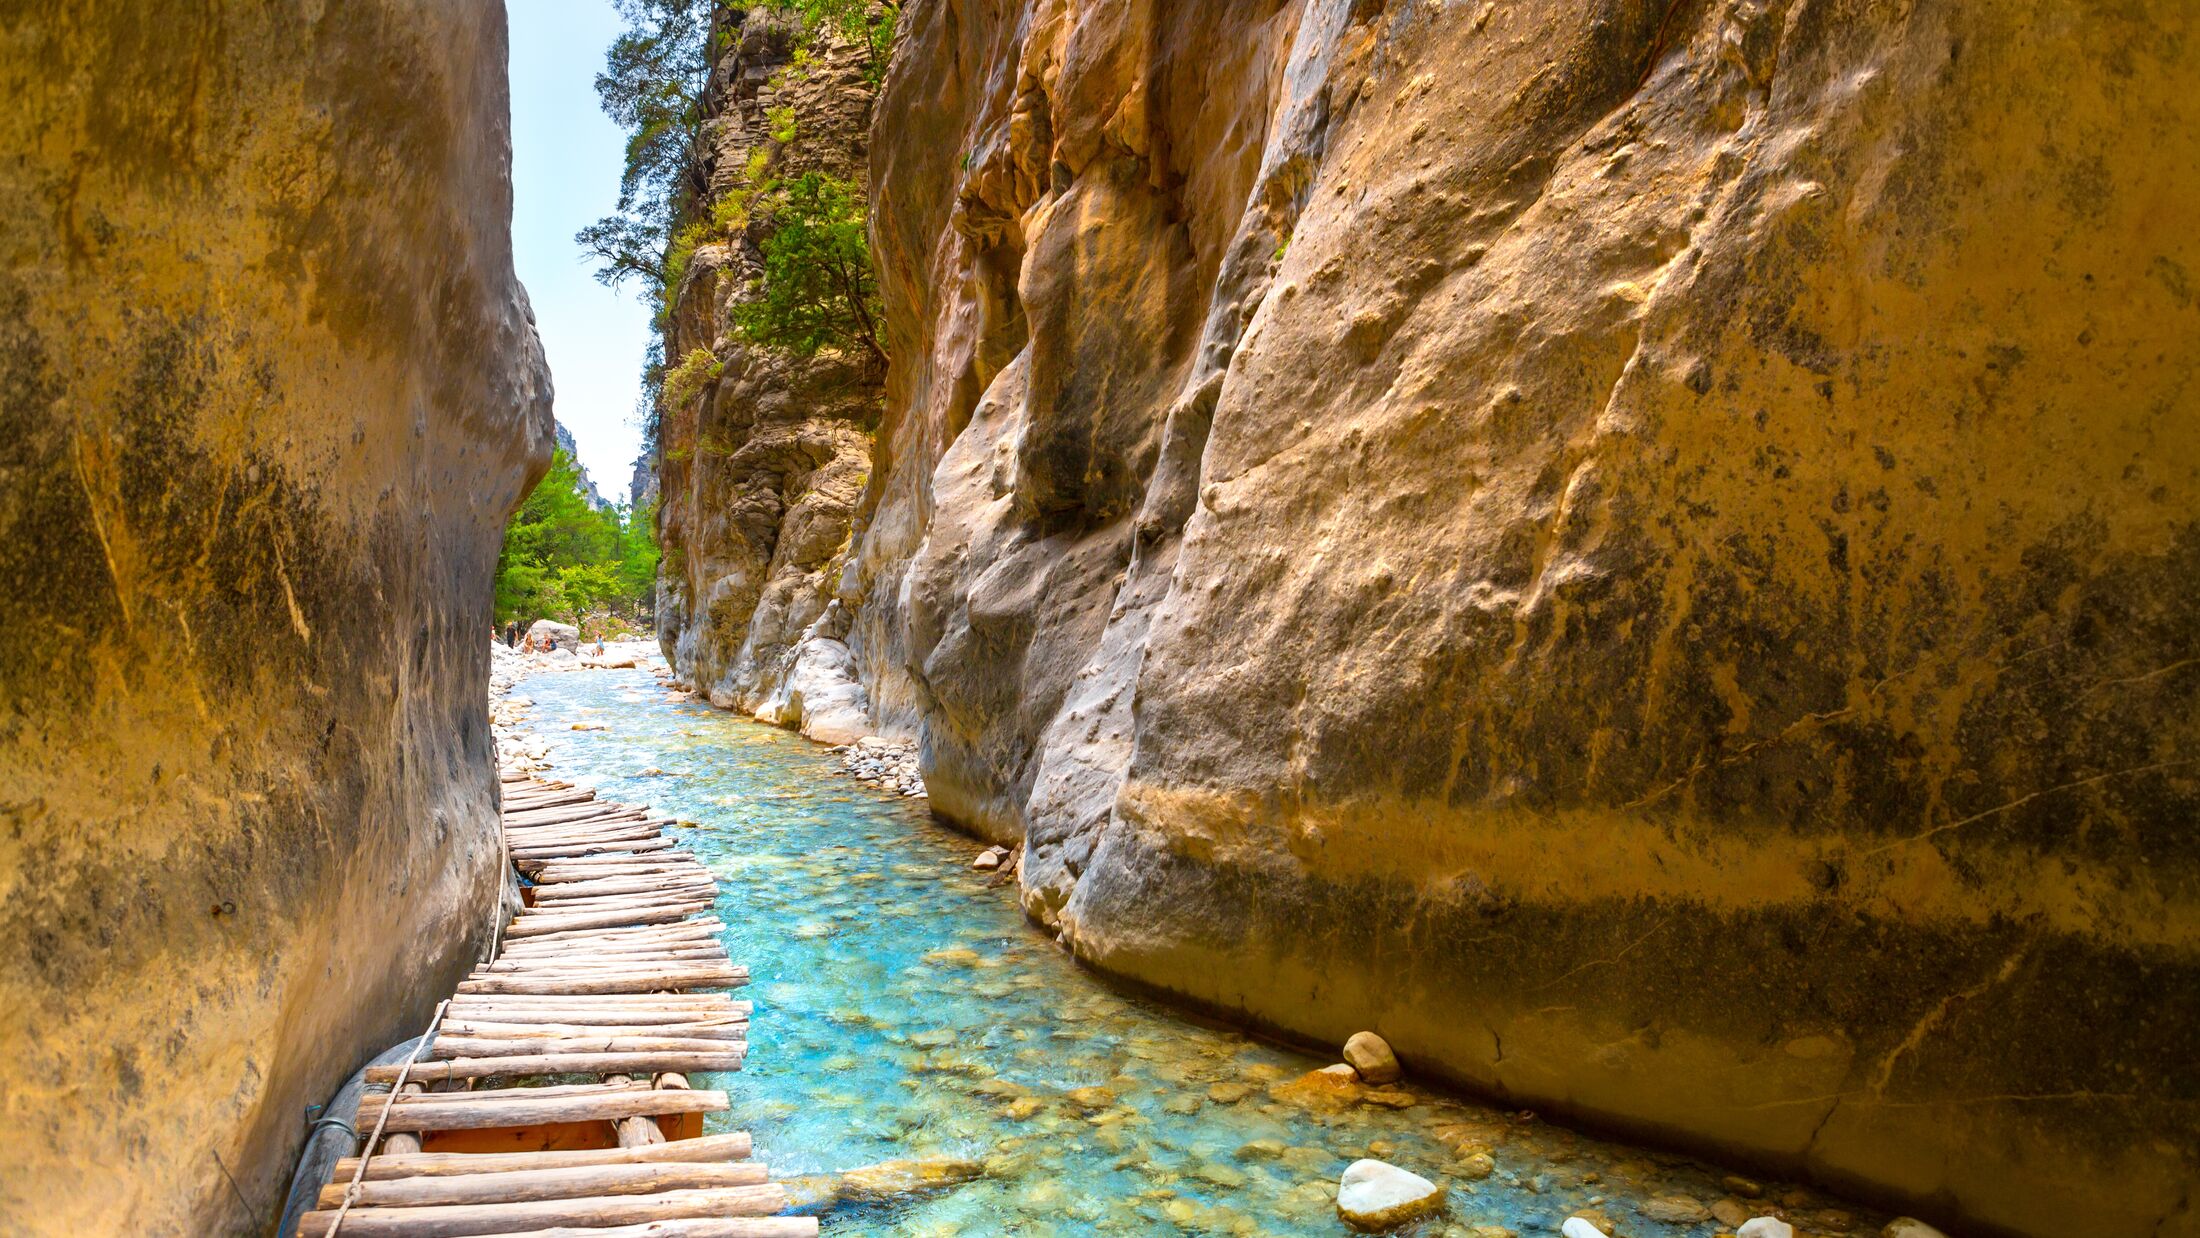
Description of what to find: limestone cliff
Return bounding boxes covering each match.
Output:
[655,9,883,745]
[0,3,550,1233]
[835,2,2200,1235]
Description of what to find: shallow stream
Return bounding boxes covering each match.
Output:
[510,668,1878,1238]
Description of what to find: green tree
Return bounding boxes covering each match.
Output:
[731,172,886,370]
[577,0,716,299]
[789,0,900,82]
[494,450,658,629]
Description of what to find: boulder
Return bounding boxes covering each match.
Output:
[1343,1031,1401,1084]
[525,619,579,650]
[1739,1219,1795,1238]
[1561,1219,1611,1238]
[1335,1159,1445,1231]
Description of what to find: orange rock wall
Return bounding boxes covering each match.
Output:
[0,2,550,1231]
[850,2,2200,1234]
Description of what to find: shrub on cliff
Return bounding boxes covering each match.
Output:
[732,171,887,370]
[495,449,658,628]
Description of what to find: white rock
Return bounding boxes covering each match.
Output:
[972,850,1002,871]
[1738,1219,1794,1238]
[1884,1221,1949,1238]
[1562,1219,1611,1238]
[1335,1159,1444,1231]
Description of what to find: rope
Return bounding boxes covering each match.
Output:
[324,998,448,1238]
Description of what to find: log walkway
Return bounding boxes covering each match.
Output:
[294,773,814,1238]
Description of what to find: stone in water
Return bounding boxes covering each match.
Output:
[1343,1030,1401,1083]
[1738,1219,1794,1238]
[1336,1159,1444,1231]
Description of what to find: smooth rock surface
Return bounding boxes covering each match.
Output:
[654,12,880,728]
[1345,1031,1402,1084]
[0,2,550,1232]
[1336,1159,1445,1231]
[1738,1218,1796,1238]
[837,5,2200,1236]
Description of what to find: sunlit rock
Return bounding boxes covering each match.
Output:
[1336,1159,1445,1231]
[1344,1031,1402,1084]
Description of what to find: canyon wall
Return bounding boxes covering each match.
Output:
[836,1,2199,1235]
[656,10,884,744]
[0,3,550,1232]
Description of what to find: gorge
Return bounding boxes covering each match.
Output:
[655,3,2200,1237]
[0,1,2192,1235]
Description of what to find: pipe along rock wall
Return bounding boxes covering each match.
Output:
[0,2,551,1232]
[653,1,2200,1234]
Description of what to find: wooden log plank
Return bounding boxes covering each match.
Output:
[463,963,742,981]
[434,1035,747,1058]
[510,841,676,862]
[530,886,717,906]
[497,924,723,949]
[503,816,654,838]
[368,1052,745,1083]
[332,1132,752,1180]
[530,877,717,897]
[314,1161,767,1209]
[440,1019,745,1041]
[500,908,701,940]
[497,923,723,947]
[474,962,734,981]
[484,955,732,973]
[500,793,597,812]
[504,830,667,850]
[438,1009,744,1028]
[446,993,741,1009]
[465,965,739,985]
[479,950,730,972]
[527,865,708,884]
[509,843,676,862]
[456,973,746,997]
[503,805,648,827]
[466,1221,815,1238]
[293,1184,787,1237]
[509,894,714,915]
[353,1088,727,1131]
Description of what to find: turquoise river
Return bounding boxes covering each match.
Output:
[506,665,1881,1238]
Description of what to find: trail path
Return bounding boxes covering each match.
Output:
[291,771,814,1238]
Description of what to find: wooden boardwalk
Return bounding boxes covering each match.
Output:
[294,774,814,1238]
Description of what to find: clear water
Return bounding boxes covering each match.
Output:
[510,668,1878,1238]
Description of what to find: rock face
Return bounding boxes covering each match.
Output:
[833,3,2200,1237]
[0,4,550,1233]
[654,9,884,743]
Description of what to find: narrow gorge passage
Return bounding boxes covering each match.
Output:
[5,1,2192,1234]
[500,660,1884,1238]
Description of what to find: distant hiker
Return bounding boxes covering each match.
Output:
[504,620,519,647]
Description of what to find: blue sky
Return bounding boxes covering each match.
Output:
[508,0,654,502]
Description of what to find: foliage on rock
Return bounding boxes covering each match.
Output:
[732,171,886,368]
[495,449,659,626]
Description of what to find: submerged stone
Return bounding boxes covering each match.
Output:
[1336,1159,1445,1231]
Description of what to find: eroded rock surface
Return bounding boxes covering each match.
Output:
[834,3,2200,1236]
[0,3,550,1231]
[655,9,884,743]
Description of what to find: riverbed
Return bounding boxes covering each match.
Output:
[508,667,1879,1238]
